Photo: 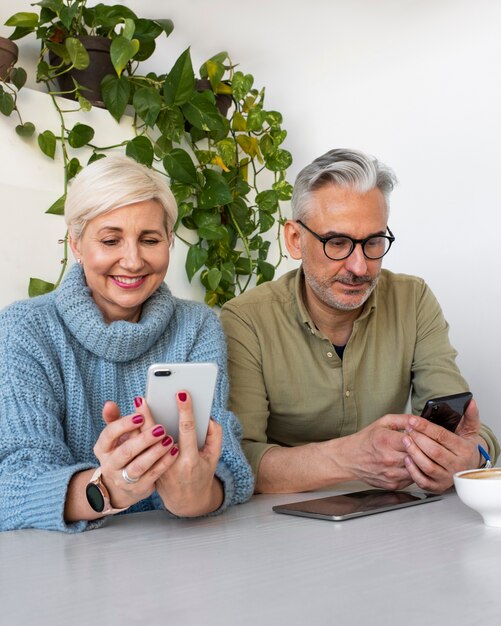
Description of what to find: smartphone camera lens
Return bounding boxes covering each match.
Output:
[155,370,172,377]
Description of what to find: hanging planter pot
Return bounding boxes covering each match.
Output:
[50,36,114,108]
[0,37,19,81]
[195,78,232,117]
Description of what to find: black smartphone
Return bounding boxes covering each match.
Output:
[272,489,442,522]
[420,391,473,432]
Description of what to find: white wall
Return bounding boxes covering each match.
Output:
[1,0,501,433]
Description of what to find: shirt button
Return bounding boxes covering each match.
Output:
[326,351,333,358]
[345,390,351,397]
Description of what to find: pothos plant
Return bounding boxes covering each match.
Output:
[1,1,293,307]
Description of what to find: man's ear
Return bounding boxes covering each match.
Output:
[283,220,303,260]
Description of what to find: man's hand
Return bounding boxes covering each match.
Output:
[402,398,483,493]
[339,414,415,490]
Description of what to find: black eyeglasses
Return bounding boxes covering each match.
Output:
[296,220,395,261]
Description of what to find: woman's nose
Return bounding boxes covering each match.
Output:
[119,244,144,271]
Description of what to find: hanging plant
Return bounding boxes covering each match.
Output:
[2,0,293,307]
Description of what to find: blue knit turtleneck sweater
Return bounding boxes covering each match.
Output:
[0,264,254,532]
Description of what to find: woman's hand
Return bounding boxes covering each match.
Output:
[92,400,179,510]
[139,391,224,516]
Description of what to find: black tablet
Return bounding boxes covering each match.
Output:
[272,489,442,521]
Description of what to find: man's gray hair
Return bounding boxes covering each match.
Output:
[291,148,397,220]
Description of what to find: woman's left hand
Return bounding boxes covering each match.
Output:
[139,391,224,516]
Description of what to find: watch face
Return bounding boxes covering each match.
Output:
[86,482,105,513]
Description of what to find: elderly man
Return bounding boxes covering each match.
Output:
[220,148,499,494]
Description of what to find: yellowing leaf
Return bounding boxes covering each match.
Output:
[211,155,230,172]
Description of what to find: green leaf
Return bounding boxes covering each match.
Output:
[66,157,81,180]
[207,268,222,291]
[182,91,226,132]
[231,71,254,101]
[88,153,106,164]
[78,95,92,112]
[259,210,275,233]
[15,122,36,137]
[163,148,198,185]
[156,107,185,142]
[163,47,194,106]
[45,194,66,215]
[192,210,221,228]
[169,182,193,203]
[110,36,140,77]
[235,257,253,275]
[265,149,293,172]
[65,38,90,71]
[185,246,208,281]
[132,86,162,127]
[256,190,279,212]
[0,91,15,116]
[5,12,39,28]
[10,67,27,90]
[198,225,226,240]
[216,138,237,168]
[121,18,136,40]
[101,75,130,121]
[154,19,174,37]
[68,123,95,148]
[272,179,293,201]
[199,51,228,78]
[29,277,55,298]
[126,136,154,166]
[246,106,266,132]
[60,3,79,31]
[8,26,35,41]
[257,260,275,285]
[38,130,57,159]
[266,110,283,128]
[199,170,233,209]
[154,135,172,158]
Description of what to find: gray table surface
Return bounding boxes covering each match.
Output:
[1,483,499,626]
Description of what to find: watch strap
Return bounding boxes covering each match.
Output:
[86,467,128,516]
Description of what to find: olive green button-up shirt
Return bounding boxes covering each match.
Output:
[220,268,499,476]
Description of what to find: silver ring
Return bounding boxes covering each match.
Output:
[122,467,139,484]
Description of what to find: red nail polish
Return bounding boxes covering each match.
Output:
[132,414,143,425]
[161,436,173,447]
[134,397,142,408]
[170,446,179,456]
[152,425,165,437]
[178,392,187,402]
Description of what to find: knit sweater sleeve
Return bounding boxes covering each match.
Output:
[175,304,254,511]
[0,302,103,532]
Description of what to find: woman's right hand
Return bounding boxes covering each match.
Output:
[92,400,179,510]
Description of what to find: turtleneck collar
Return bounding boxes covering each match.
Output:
[55,264,175,362]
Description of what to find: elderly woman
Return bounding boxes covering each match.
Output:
[0,155,254,532]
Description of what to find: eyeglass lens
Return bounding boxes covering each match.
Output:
[325,236,390,260]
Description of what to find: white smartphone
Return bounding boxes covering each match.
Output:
[145,362,218,448]
[273,489,442,521]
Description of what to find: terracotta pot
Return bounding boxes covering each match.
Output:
[50,35,114,108]
[0,37,19,82]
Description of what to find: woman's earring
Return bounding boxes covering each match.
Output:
[77,258,82,265]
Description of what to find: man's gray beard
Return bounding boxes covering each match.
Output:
[305,270,380,311]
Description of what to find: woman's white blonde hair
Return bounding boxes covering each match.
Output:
[64,155,178,239]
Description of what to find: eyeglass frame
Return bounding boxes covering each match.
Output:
[296,220,396,261]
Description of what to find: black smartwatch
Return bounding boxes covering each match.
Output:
[86,468,128,516]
